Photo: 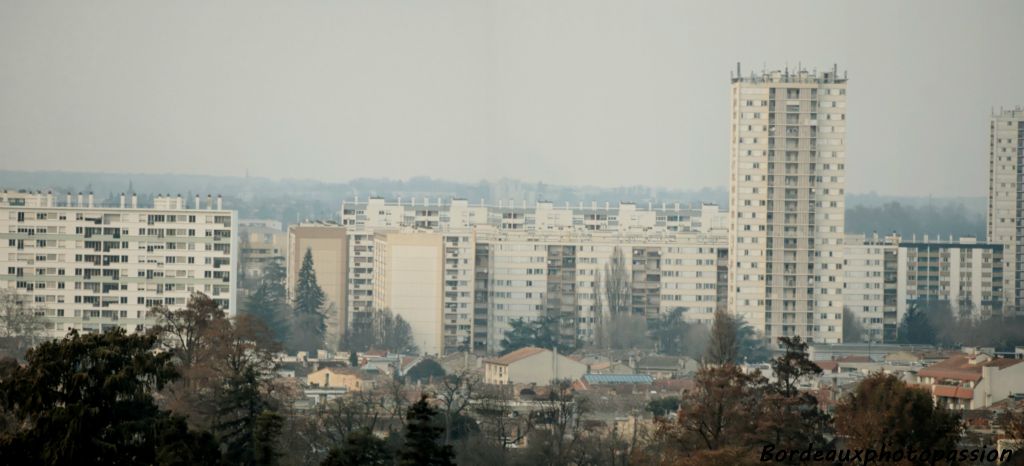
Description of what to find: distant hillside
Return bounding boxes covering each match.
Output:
[0,170,987,239]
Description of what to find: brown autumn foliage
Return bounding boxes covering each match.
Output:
[834,372,962,464]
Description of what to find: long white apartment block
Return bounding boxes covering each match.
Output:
[292,199,729,354]
[987,106,1024,313]
[844,234,1005,343]
[728,65,848,344]
[472,227,727,352]
[341,197,728,234]
[0,190,237,339]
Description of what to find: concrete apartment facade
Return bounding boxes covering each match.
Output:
[987,107,1024,313]
[0,190,237,338]
[286,199,730,355]
[372,231,447,355]
[844,234,1005,342]
[473,227,727,352]
[238,220,286,295]
[728,65,848,344]
[287,224,348,350]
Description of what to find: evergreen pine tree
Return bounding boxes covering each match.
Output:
[290,249,327,353]
[244,259,289,344]
[398,396,455,466]
[897,300,936,345]
[216,364,283,466]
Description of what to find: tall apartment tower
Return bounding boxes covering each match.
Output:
[728,64,848,344]
[988,107,1024,313]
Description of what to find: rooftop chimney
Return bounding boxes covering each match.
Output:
[119,193,125,208]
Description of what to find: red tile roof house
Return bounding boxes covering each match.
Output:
[483,347,588,386]
[916,353,1024,410]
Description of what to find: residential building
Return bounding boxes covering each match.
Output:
[371,231,446,355]
[917,351,1024,410]
[326,198,730,355]
[238,220,286,294]
[987,106,1024,313]
[842,234,894,342]
[0,190,237,338]
[728,64,848,344]
[844,234,1005,342]
[306,366,379,392]
[288,223,348,350]
[340,197,728,235]
[474,227,727,351]
[483,346,587,385]
[633,355,698,379]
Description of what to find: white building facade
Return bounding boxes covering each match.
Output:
[728,65,848,344]
[0,190,237,339]
[987,107,1024,313]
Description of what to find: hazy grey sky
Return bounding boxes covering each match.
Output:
[1,0,1022,197]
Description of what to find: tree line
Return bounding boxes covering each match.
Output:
[3,294,1018,465]
[897,298,1024,351]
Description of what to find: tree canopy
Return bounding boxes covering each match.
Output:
[398,395,455,466]
[0,329,220,465]
[244,258,290,343]
[499,316,569,354]
[834,372,962,454]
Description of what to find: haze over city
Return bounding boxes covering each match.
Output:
[5,2,1024,465]
[2,0,1023,196]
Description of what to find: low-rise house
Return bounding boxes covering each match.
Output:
[483,347,587,385]
[634,355,697,379]
[587,360,634,375]
[808,343,934,362]
[916,353,1024,409]
[439,351,483,374]
[307,367,379,392]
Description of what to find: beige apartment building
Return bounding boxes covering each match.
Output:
[372,231,446,355]
[238,220,286,295]
[844,234,1005,343]
[287,223,348,350]
[0,190,237,338]
[987,106,1024,313]
[728,65,848,344]
[283,199,730,355]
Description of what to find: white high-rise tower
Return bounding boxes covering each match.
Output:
[728,64,848,344]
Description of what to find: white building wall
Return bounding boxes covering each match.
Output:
[0,191,236,339]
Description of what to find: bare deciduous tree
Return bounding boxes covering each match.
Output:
[474,384,533,451]
[705,307,738,365]
[0,289,46,359]
[433,368,480,444]
[604,247,631,317]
